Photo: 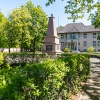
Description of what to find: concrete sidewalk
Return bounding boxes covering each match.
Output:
[79,58,100,100]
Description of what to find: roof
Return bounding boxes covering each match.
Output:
[57,22,100,33]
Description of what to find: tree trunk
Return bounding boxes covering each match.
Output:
[20,43,23,53]
[33,37,36,53]
[20,47,23,53]
[20,32,24,53]
[9,47,10,53]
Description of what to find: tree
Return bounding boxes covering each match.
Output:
[0,11,8,51]
[26,1,48,53]
[0,52,4,65]
[46,0,99,22]
[92,9,100,28]
[7,6,32,52]
[92,11,100,40]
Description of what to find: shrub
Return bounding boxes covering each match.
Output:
[0,52,4,65]
[0,53,90,100]
[0,59,69,100]
[0,52,11,69]
[87,46,94,52]
[60,53,90,94]
[64,48,70,53]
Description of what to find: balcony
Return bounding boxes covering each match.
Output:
[66,39,78,43]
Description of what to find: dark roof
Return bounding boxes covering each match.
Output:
[79,25,100,32]
[57,22,100,33]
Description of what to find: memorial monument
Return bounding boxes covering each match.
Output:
[42,14,61,54]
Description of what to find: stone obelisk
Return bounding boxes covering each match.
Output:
[42,14,61,54]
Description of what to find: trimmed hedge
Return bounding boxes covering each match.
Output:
[61,53,90,94]
[0,53,91,100]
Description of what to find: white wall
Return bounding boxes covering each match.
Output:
[59,32,100,52]
[0,48,20,52]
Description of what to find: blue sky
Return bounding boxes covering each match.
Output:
[0,0,97,27]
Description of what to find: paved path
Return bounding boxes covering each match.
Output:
[80,58,100,100]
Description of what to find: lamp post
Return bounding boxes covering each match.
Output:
[77,40,78,51]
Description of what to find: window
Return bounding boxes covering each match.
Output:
[93,33,96,38]
[98,33,100,40]
[69,33,76,39]
[98,41,100,46]
[83,41,87,46]
[93,41,96,47]
[83,34,87,38]
[68,43,70,48]
[98,33,100,36]
[78,33,80,38]
[84,49,87,52]
[61,35,64,39]
[66,34,67,39]
[61,42,64,47]
[46,45,52,50]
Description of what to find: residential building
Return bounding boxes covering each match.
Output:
[57,23,100,52]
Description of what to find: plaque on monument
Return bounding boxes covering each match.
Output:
[46,45,52,50]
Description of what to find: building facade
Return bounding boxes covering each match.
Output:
[57,23,100,52]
